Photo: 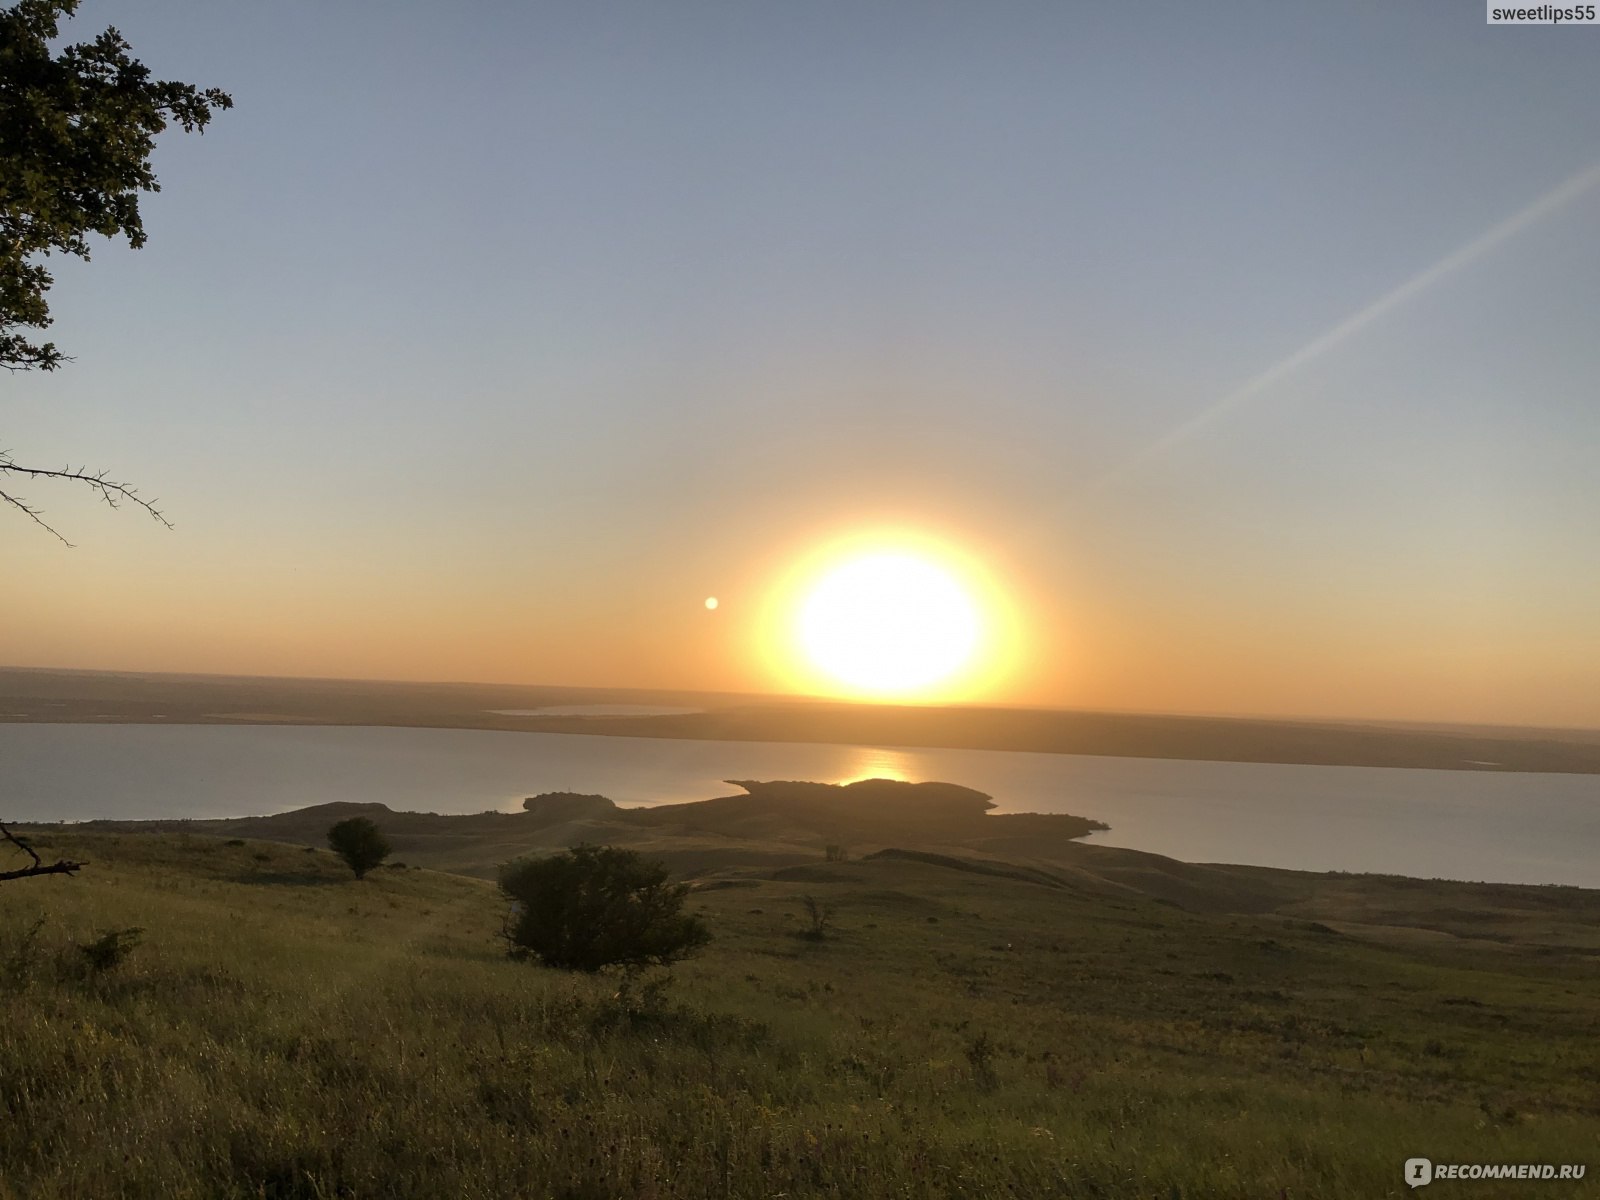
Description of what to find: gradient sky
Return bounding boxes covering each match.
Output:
[4,1,1597,726]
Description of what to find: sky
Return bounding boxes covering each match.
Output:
[4,1,1598,726]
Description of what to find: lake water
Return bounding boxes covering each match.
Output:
[3,724,1596,888]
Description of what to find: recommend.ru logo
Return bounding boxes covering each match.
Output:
[1405,1157,1587,1185]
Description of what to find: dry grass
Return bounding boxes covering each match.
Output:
[1,830,1596,1197]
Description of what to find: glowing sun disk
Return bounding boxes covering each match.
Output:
[797,552,981,696]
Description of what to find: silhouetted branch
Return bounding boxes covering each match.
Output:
[0,821,85,883]
[0,485,72,546]
[0,449,172,545]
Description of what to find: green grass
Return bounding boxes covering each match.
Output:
[2,831,1596,1198]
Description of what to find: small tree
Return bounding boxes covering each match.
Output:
[798,894,836,941]
[327,817,390,880]
[498,844,710,972]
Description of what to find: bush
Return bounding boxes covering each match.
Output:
[798,894,835,940]
[498,844,710,972]
[79,927,143,973]
[1,917,47,990]
[326,817,391,879]
[965,1030,998,1090]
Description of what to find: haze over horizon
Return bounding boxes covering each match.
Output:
[5,2,1597,727]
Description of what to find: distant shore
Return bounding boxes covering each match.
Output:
[3,666,1599,774]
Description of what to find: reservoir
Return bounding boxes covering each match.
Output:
[3,723,1596,888]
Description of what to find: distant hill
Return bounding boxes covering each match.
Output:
[68,778,1107,880]
[3,666,1597,772]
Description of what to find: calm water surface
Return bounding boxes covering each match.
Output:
[4,724,1596,888]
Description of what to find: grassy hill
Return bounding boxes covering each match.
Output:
[65,779,1109,882]
[3,789,1597,1197]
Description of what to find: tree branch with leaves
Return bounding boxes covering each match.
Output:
[1,0,230,539]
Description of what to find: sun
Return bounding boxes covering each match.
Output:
[796,551,983,698]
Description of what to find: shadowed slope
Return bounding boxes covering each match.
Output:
[66,780,1105,880]
[51,780,1600,953]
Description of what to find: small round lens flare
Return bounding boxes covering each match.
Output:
[796,553,981,696]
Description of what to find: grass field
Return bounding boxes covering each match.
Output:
[2,827,1596,1198]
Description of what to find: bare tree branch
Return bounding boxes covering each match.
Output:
[0,449,172,543]
[0,820,86,884]
[0,860,84,883]
[0,822,41,870]
[0,485,73,546]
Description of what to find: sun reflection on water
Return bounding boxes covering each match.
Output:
[836,749,916,785]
